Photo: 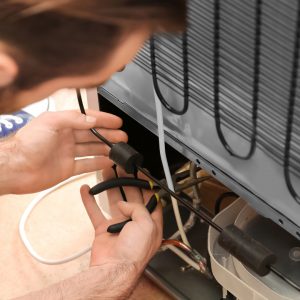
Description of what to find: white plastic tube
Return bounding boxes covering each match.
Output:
[19,175,92,265]
[153,91,191,247]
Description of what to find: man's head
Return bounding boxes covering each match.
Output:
[0,0,186,112]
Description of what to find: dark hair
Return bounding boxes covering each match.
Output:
[0,0,186,91]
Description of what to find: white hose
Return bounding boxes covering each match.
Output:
[153,91,191,248]
[19,175,92,265]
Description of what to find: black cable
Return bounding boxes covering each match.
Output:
[76,89,86,114]
[133,167,144,200]
[89,177,155,196]
[112,164,128,202]
[136,165,223,232]
[213,0,262,159]
[88,175,159,233]
[76,89,113,148]
[150,32,190,115]
[214,192,239,215]
[283,0,300,205]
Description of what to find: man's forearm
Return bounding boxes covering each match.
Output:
[14,263,140,300]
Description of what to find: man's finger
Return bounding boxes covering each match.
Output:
[75,143,110,157]
[118,170,163,232]
[102,167,130,218]
[118,200,163,242]
[147,198,163,233]
[119,168,154,205]
[112,167,144,204]
[118,201,152,224]
[80,185,105,229]
[39,110,123,131]
[74,157,113,175]
[74,129,128,144]
[82,109,123,129]
[102,167,117,181]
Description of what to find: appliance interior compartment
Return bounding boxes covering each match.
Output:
[100,0,300,240]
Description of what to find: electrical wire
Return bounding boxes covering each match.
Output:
[136,166,223,232]
[19,174,92,265]
[213,0,262,159]
[151,87,214,271]
[112,164,128,202]
[76,89,113,147]
[153,90,191,246]
[162,239,192,254]
[190,162,202,204]
[150,33,190,115]
[161,239,210,275]
[169,165,208,240]
[165,245,202,271]
[181,162,202,232]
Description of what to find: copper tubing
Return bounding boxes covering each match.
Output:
[162,239,192,254]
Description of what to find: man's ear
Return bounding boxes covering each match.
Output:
[0,52,18,87]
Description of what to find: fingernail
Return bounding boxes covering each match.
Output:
[86,116,96,123]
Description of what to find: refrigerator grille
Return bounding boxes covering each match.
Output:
[134,0,300,187]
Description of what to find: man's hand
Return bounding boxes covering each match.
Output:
[80,167,163,275]
[14,168,162,300]
[2,110,127,194]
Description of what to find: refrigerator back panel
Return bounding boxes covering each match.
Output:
[100,0,300,239]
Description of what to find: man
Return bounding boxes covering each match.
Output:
[0,1,185,299]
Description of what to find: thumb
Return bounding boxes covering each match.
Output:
[118,201,152,224]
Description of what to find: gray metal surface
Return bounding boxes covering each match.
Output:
[100,0,300,239]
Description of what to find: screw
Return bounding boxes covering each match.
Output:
[180,265,193,272]
[289,247,300,262]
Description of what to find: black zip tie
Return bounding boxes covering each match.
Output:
[112,165,128,202]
